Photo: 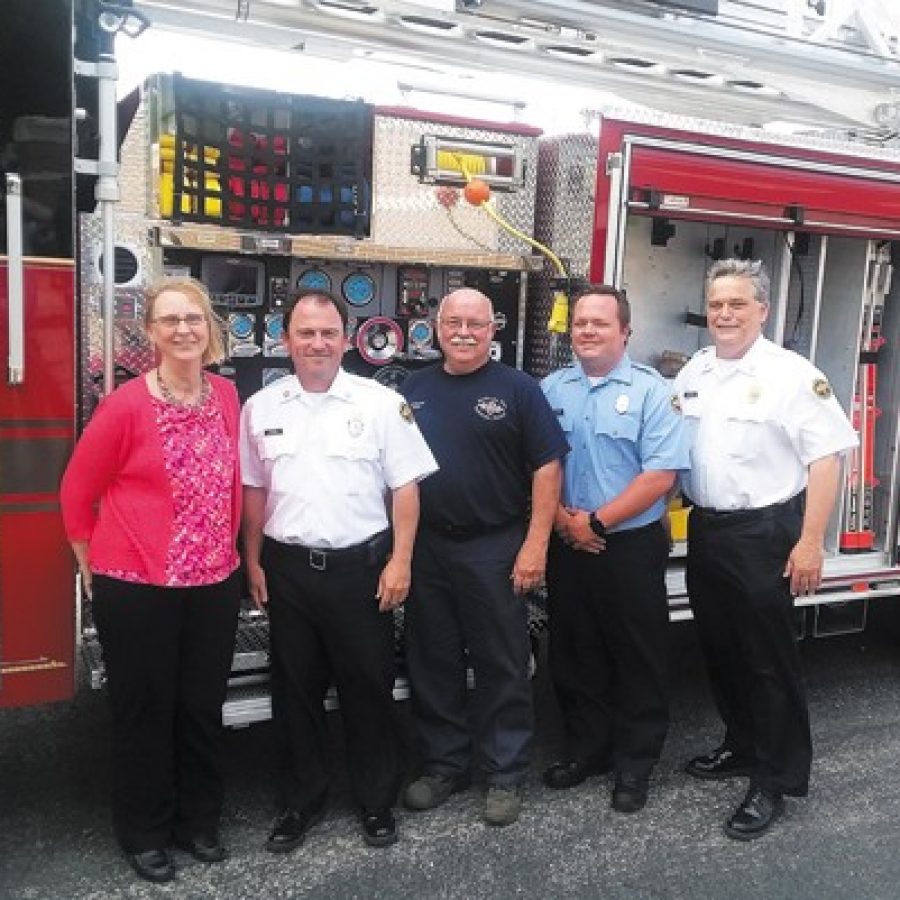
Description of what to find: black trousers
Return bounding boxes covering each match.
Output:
[92,572,241,853]
[686,500,812,797]
[546,521,670,780]
[263,537,403,813]
[405,522,533,787]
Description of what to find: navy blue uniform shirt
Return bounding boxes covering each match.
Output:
[400,361,569,531]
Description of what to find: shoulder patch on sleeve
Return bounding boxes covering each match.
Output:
[812,377,833,399]
[399,401,415,423]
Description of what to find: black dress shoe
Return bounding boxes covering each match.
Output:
[174,833,227,863]
[543,758,611,790]
[724,785,784,841]
[361,809,398,848]
[611,773,649,814]
[685,746,753,781]
[265,803,326,853]
[125,848,176,883]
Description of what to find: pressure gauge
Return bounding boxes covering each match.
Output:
[342,271,377,307]
[297,269,331,292]
[374,364,410,391]
[228,312,255,340]
[408,319,434,348]
[265,314,284,341]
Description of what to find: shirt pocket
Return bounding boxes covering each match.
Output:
[681,396,702,420]
[594,412,640,470]
[256,427,296,462]
[680,397,702,449]
[723,406,767,460]
[325,433,381,495]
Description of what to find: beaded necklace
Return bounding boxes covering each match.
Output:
[156,369,210,407]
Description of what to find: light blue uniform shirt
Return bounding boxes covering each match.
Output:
[541,354,689,532]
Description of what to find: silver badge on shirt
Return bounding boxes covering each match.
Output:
[615,393,630,414]
[348,416,365,437]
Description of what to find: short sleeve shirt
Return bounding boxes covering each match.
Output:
[399,361,569,530]
[673,336,858,510]
[240,368,438,548]
[541,354,689,532]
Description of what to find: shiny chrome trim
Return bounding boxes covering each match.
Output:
[5,174,24,385]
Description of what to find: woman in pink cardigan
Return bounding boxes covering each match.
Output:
[61,277,242,884]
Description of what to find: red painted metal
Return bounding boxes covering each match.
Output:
[591,117,900,282]
[0,261,76,707]
[626,146,900,230]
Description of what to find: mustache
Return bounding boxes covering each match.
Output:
[449,337,478,347]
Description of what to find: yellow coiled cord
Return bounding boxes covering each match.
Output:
[449,153,569,334]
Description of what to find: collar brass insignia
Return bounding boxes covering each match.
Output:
[812,378,832,399]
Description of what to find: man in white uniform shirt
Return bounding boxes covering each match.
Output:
[674,259,857,841]
[240,290,437,852]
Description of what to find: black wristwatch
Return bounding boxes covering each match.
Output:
[588,512,608,538]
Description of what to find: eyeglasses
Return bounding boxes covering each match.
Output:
[151,313,207,329]
[438,317,493,333]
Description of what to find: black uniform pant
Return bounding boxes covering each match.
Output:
[92,572,241,853]
[546,521,670,780]
[686,497,811,797]
[405,522,533,787]
[263,536,403,814]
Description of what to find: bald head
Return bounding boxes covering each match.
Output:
[437,288,497,375]
[437,288,494,321]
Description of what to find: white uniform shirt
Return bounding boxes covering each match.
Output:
[240,368,438,548]
[674,336,858,510]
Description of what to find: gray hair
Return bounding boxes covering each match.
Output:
[706,259,770,305]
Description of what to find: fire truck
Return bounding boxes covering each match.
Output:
[5,0,900,722]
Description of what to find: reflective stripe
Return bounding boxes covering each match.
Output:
[0,436,71,495]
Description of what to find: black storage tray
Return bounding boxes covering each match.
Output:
[167,74,372,236]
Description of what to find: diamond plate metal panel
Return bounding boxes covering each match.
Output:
[526,133,598,376]
[119,99,150,215]
[78,213,157,422]
[371,114,539,256]
[598,107,900,165]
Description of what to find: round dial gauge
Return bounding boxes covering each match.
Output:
[408,319,433,345]
[228,313,255,340]
[265,314,284,341]
[297,269,331,292]
[342,272,377,307]
[374,364,410,391]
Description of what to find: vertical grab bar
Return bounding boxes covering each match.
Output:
[5,173,24,385]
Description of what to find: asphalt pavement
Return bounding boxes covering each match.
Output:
[2,604,900,900]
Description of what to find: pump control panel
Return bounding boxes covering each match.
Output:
[162,249,522,400]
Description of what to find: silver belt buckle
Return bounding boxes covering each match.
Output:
[309,549,327,571]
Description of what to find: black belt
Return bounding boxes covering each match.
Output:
[604,520,662,541]
[688,492,804,526]
[424,518,520,542]
[265,530,390,572]
[552,519,660,553]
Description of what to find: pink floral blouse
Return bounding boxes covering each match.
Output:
[95,389,238,587]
